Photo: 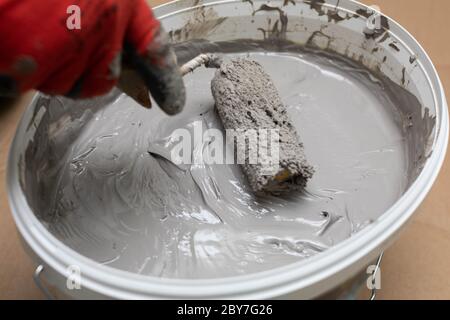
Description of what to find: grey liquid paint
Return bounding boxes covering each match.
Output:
[22,44,433,279]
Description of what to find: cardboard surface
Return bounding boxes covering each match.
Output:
[0,0,449,299]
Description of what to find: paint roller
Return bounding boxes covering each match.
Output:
[128,53,314,194]
[181,54,314,194]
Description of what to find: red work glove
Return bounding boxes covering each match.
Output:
[0,0,185,114]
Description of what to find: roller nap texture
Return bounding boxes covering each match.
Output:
[211,58,314,194]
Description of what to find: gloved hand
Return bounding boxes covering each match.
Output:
[0,0,185,114]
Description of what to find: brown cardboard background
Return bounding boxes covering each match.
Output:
[0,0,449,299]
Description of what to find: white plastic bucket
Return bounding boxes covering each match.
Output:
[7,0,449,299]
